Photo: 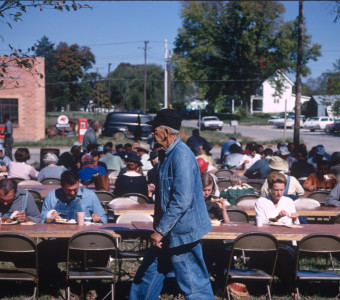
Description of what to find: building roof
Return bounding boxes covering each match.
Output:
[312,95,340,105]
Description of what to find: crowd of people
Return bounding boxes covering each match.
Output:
[2,111,340,299]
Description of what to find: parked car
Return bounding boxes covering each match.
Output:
[197,116,223,131]
[325,119,340,133]
[303,117,335,132]
[272,118,304,128]
[102,111,152,140]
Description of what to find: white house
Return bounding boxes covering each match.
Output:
[243,72,310,114]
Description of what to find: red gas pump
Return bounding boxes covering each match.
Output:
[78,118,88,142]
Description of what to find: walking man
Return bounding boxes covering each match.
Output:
[83,120,99,152]
[2,114,13,160]
[129,109,214,300]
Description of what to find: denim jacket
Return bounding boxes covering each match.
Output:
[154,137,212,248]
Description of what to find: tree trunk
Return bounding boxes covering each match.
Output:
[294,1,304,146]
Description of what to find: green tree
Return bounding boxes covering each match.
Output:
[109,63,164,112]
[173,1,321,115]
[0,1,91,88]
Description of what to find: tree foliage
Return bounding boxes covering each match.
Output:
[0,0,91,88]
[173,1,321,113]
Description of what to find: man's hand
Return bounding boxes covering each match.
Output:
[50,211,60,220]
[290,212,299,221]
[14,211,27,223]
[92,213,101,223]
[151,232,163,248]
[278,210,290,218]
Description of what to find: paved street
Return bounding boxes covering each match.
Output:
[182,119,340,153]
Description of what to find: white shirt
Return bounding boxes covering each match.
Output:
[237,154,261,170]
[140,154,153,171]
[255,196,299,225]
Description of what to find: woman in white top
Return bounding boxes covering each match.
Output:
[255,172,299,225]
[8,148,39,180]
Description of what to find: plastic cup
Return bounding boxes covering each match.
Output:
[256,217,263,227]
[77,212,85,226]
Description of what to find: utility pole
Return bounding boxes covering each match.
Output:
[96,67,100,114]
[164,39,168,109]
[108,63,111,109]
[294,0,304,146]
[167,50,172,107]
[139,41,151,113]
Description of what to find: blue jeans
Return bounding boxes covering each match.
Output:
[129,241,214,300]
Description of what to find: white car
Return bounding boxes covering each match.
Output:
[197,116,223,131]
[303,117,335,132]
[272,118,303,128]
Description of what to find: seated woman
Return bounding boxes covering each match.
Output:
[256,172,299,225]
[197,144,216,167]
[79,154,107,184]
[8,148,39,180]
[37,153,67,182]
[114,152,148,198]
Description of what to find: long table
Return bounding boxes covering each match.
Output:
[20,184,60,198]
[132,221,340,242]
[108,203,340,218]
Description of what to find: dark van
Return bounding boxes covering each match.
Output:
[102,112,152,140]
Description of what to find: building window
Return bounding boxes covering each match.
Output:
[0,99,18,124]
[274,98,280,104]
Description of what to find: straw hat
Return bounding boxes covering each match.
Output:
[268,156,288,171]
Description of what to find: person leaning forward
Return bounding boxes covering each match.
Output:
[129,109,214,300]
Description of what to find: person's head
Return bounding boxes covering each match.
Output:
[277,142,286,150]
[229,143,242,154]
[295,145,308,160]
[91,151,100,163]
[149,150,159,167]
[132,141,140,152]
[89,119,99,132]
[330,165,340,183]
[61,171,80,199]
[263,148,273,158]
[43,153,59,167]
[268,156,289,172]
[267,172,287,203]
[136,147,149,157]
[229,174,242,187]
[148,109,182,150]
[103,142,113,154]
[0,179,17,206]
[86,143,98,154]
[70,145,82,159]
[192,129,200,136]
[316,145,326,162]
[3,114,9,122]
[124,143,132,153]
[81,154,95,168]
[200,172,215,199]
[331,152,340,166]
[124,152,143,172]
[115,144,124,152]
[309,146,318,158]
[317,160,331,179]
[279,146,290,158]
[256,144,264,156]
[14,148,30,163]
[248,146,257,158]
[288,142,295,154]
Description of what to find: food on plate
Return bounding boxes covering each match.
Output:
[1,216,14,223]
[20,221,36,225]
[211,218,221,226]
[55,218,68,223]
[210,198,218,203]
[68,219,77,224]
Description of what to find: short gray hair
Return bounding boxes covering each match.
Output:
[43,153,59,166]
[159,125,179,136]
[229,174,242,186]
[89,119,99,128]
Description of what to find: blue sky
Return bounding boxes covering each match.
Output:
[1,1,340,80]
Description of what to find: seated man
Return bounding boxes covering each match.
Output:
[41,171,107,223]
[303,160,335,192]
[325,166,340,206]
[0,178,41,223]
[236,145,261,171]
[244,148,273,179]
[0,144,11,172]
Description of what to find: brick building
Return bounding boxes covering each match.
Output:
[0,57,45,141]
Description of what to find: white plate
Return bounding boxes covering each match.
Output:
[20,222,36,226]
[1,221,18,225]
[55,220,77,224]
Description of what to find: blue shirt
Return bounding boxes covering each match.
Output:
[154,137,212,248]
[41,187,107,223]
[221,140,239,156]
[79,165,107,183]
[245,157,271,179]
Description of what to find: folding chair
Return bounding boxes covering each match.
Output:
[66,230,118,300]
[247,181,263,190]
[122,193,149,204]
[40,177,61,185]
[217,180,231,191]
[215,169,234,180]
[0,233,39,300]
[95,191,115,214]
[307,191,330,205]
[27,189,43,212]
[223,232,279,300]
[227,209,249,223]
[295,234,340,299]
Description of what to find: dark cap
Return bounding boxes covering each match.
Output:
[147,109,183,131]
[148,150,159,161]
[124,152,143,166]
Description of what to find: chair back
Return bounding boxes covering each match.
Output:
[108,197,139,206]
[226,209,249,223]
[27,189,42,211]
[10,178,24,184]
[95,191,115,202]
[333,214,340,224]
[307,191,330,204]
[108,170,120,177]
[68,230,117,252]
[215,169,233,180]
[294,198,320,210]
[298,234,340,253]
[236,199,257,207]
[233,232,278,252]
[0,233,36,253]
[122,193,149,204]
[298,177,308,186]
[217,180,230,191]
[247,181,263,190]
[18,180,42,186]
[116,212,154,224]
[41,177,61,185]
